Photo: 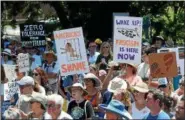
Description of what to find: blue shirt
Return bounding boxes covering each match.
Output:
[143,110,170,120]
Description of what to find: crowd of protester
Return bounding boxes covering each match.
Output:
[1,35,184,120]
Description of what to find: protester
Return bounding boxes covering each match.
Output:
[99,99,132,119]
[16,76,41,114]
[137,48,154,82]
[98,69,107,93]
[1,48,15,65]
[83,73,103,117]
[89,64,98,76]
[173,96,185,120]
[67,83,95,119]
[119,63,142,86]
[152,36,165,49]
[162,96,174,118]
[42,51,59,94]
[158,77,173,97]
[171,76,184,101]
[96,42,113,70]
[143,89,170,119]
[44,94,72,119]
[131,82,150,119]
[87,42,100,64]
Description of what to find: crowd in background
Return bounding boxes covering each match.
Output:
[1,35,184,120]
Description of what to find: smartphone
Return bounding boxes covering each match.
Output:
[113,66,120,70]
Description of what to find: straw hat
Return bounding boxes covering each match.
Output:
[132,82,149,93]
[43,50,57,60]
[83,73,102,88]
[66,83,88,96]
[108,77,127,93]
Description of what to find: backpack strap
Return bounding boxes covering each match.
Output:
[84,100,89,119]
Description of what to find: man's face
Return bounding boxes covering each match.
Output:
[175,100,185,120]
[146,93,156,109]
[88,43,97,52]
[19,85,31,94]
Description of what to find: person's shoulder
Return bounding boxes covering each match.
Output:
[158,110,170,119]
[60,111,73,119]
[142,112,150,119]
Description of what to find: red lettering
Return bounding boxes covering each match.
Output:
[61,62,87,73]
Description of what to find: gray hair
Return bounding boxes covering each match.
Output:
[3,108,21,119]
[47,94,64,110]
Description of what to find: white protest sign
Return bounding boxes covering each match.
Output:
[113,16,143,65]
[178,47,184,75]
[3,82,20,101]
[3,64,17,82]
[17,53,30,72]
[54,27,89,76]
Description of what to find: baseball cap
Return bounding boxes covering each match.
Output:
[16,76,35,86]
[158,77,168,88]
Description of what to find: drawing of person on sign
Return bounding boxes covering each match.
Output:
[60,40,81,61]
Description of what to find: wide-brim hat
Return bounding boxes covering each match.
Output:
[66,83,88,96]
[83,73,102,88]
[107,77,127,93]
[2,48,12,56]
[119,63,137,70]
[155,36,164,41]
[43,51,57,60]
[99,99,131,119]
[29,93,47,110]
[132,82,149,93]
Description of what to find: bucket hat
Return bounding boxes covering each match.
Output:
[132,82,149,93]
[99,99,132,119]
[107,77,127,93]
[83,73,102,88]
[30,93,47,110]
[66,83,88,96]
[43,50,57,60]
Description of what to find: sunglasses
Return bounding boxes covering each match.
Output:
[33,73,39,76]
[103,46,109,48]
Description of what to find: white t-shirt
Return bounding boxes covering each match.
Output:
[137,62,150,79]
[44,111,73,119]
[131,102,150,119]
[39,85,46,95]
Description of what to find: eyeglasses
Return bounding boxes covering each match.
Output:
[48,104,56,108]
[89,46,96,48]
[33,73,39,76]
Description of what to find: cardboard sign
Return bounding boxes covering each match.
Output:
[17,53,30,72]
[158,47,184,75]
[113,16,143,65]
[54,27,89,76]
[149,52,178,78]
[3,82,20,101]
[20,23,46,47]
[3,64,17,82]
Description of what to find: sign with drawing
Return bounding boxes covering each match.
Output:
[149,52,178,78]
[158,47,184,75]
[3,64,17,82]
[17,53,30,72]
[54,27,89,76]
[113,16,143,65]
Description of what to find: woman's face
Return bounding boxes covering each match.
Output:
[84,79,94,88]
[133,90,146,103]
[102,44,110,53]
[30,102,44,116]
[33,70,41,82]
[90,67,97,75]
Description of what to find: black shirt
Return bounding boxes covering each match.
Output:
[95,54,112,70]
[67,100,94,120]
